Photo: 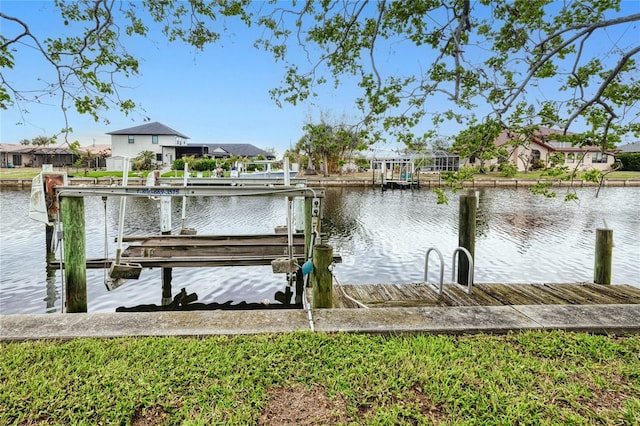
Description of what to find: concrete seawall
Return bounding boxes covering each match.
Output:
[2,304,640,340]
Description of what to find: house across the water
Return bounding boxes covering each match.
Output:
[0,143,110,168]
[106,121,274,170]
[461,127,618,172]
[106,122,189,170]
[617,141,640,154]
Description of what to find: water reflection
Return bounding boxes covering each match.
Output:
[324,186,639,286]
[474,190,489,239]
[45,265,58,313]
[0,186,638,314]
[43,224,59,312]
[322,187,370,254]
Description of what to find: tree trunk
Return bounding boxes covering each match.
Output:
[323,153,329,177]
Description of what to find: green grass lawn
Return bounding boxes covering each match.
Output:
[1,331,638,425]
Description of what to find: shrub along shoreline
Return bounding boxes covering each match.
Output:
[1,331,639,424]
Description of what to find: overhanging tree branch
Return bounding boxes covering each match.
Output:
[564,45,640,131]
[499,13,640,117]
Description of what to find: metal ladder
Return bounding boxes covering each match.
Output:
[424,247,474,295]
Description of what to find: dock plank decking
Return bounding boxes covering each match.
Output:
[48,233,342,269]
[333,283,640,308]
[121,233,307,258]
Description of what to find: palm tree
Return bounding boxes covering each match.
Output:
[133,150,155,171]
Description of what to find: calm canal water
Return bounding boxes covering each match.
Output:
[1,185,638,314]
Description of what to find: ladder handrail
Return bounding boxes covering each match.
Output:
[424,247,444,295]
[423,246,475,295]
[451,247,474,294]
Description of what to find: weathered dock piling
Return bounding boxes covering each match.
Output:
[458,190,477,286]
[312,244,333,308]
[594,228,613,285]
[60,196,87,312]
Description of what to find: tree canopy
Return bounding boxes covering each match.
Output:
[2,0,639,150]
[19,135,56,146]
[295,118,365,176]
[258,0,639,149]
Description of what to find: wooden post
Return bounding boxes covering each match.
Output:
[458,190,477,286]
[371,162,375,188]
[594,228,613,285]
[312,244,333,308]
[162,263,173,305]
[60,196,87,313]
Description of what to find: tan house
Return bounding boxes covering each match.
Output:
[0,143,111,168]
[0,143,26,168]
[464,127,616,172]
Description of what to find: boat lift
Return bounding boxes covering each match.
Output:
[36,166,331,311]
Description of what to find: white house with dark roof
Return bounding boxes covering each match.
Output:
[106,121,189,170]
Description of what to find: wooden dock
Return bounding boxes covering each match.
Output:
[332,283,640,308]
[48,233,342,269]
[381,179,420,190]
[121,233,308,259]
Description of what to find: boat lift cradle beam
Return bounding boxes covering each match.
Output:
[54,185,324,199]
[158,177,308,186]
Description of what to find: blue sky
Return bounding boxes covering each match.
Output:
[1,1,638,157]
[1,0,370,157]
